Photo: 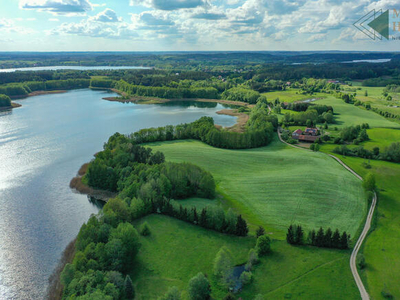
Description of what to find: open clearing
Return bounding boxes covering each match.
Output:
[131,214,359,300]
[147,138,366,238]
[131,214,255,300]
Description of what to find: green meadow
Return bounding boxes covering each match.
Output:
[319,155,400,299]
[131,215,359,300]
[262,90,327,103]
[344,84,400,119]
[316,96,400,129]
[131,214,255,300]
[147,138,366,239]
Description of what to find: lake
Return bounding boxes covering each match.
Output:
[0,89,236,299]
[0,66,151,73]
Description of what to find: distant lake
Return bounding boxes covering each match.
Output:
[342,59,392,63]
[0,66,151,72]
[0,89,236,300]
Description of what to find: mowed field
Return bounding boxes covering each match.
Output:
[147,138,366,238]
[262,90,327,103]
[131,214,360,300]
[316,96,400,129]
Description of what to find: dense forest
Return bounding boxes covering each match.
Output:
[60,138,251,299]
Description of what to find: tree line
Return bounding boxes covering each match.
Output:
[0,79,90,96]
[121,114,276,150]
[114,79,220,100]
[334,142,400,163]
[286,225,350,249]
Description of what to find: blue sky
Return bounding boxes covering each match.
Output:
[0,0,399,51]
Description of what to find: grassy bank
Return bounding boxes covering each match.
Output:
[147,138,366,239]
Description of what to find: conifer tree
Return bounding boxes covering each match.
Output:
[286,225,295,244]
[324,228,333,248]
[332,229,341,249]
[340,232,349,249]
[235,215,249,236]
[308,229,316,246]
[256,226,266,238]
[124,275,135,299]
[295,225,304,245]
[315,227,324,247]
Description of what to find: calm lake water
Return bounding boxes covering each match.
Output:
[0,66,151,72]
[0,89,236,300]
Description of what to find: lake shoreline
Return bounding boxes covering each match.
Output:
[69,163,117,202]
[216,109,249,133]
[104,88,253,107]
[11,90,68,100]
[0,102,22,111]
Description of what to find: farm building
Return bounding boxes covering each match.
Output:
[292,128,320,142]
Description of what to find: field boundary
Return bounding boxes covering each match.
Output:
[277,128,377,300]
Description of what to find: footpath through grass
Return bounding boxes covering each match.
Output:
[323,156,400,299]
[147,138,366,239]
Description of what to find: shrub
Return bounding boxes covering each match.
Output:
[187,273,211,300]
[140,221,151,236]
[239,271,253,285]
[357,254,366,270]
[256,235,271,256]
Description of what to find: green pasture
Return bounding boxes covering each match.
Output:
[262,89,327,103]
[131,215,359,300]
[147,138,366,239]
[322,156,400,299]
[316,96,400,129]
[131,214,255,300]
[240,242,359,300]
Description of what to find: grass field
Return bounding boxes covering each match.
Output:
[239,242,359,300]
[317,123,400,299]
[319,155,400,299]
[316,96,400,129]
[147,138,366,238]
[131,214,360,300]
[131,214,255,300]
[343,84,400,119]
[262,89,327,103]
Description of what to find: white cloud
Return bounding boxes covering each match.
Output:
[92,2,106,7]
[51,9,136,39]
[307,33,327,42]
[130,0,208,11]
[19,0,93,15]
[190,6,227,20]
[49,18,60,21]
[91,8,121,22]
